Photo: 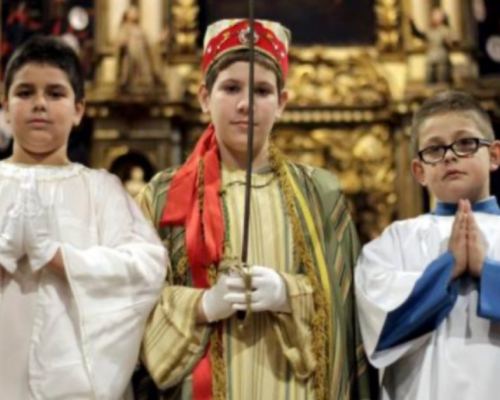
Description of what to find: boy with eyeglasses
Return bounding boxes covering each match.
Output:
[354,90,500,400]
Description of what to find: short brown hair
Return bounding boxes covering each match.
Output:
[410,90,495,157]
[204,49,284,93]
[4,35,84,101]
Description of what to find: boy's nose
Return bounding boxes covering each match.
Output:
[32,94,48,110]
[236,95,248,113]
[442,147,458,163]
[236,93,256,114]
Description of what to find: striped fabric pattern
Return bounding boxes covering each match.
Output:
[133,162,372,400]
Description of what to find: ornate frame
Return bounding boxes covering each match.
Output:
[87,0,419,239]
[157,0,402,238]
[164,0,403,58]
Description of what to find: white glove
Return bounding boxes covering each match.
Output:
[24,172,59,272]
[224,265,291,313]
[0,190,25,273]
[201,273,245,323]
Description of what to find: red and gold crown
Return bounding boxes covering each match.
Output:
[202,19,291,78]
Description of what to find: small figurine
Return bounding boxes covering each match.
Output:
[125,166,147,197]
[411,7,456,84]
[116,5,163,93]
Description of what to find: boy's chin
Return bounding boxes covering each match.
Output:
[17,142,65,159]
[433,189,486,204]
[225,140,266,156]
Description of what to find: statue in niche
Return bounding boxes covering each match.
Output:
[411,7,456,84]
[116,5,163,94]
[125,166,147,197]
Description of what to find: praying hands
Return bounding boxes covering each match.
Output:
[449,199,486,279]
[0,171,61,275]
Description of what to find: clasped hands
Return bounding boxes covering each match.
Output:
[0,171,59,274]
[201,265,291,323]
[450,199,486,279]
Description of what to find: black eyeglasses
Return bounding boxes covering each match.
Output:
[418,137,492,165]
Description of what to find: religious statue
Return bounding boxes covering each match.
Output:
[125,166,147,197]
[411,8,456,84]
[116,5,163,94]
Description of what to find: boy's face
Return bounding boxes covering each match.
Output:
[198,61,287,160]
[411,113,500,204]
[3,63,84,161]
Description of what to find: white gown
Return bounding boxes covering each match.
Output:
[0,162,167,400]
[355,198,500,400]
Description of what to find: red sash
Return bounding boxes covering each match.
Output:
[160,124,224,399]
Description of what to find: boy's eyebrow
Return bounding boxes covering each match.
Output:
[12,82,69,91]
[45,83,70,91]
[14,82,66,87]
[421,129,483,146]
[420,138,443,147]
[218,78,275,86]
[452,128,482,137]
[254,80,275,87]
[219,78,241,84]
[12,82,34,89]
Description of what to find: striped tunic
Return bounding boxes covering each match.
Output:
[134,162,373,400]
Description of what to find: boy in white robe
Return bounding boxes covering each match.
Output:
[355,90,500,400]
[0,35,167,399]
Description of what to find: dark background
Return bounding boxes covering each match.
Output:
[198,0,376,46]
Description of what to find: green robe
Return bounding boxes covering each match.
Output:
[134,160,374,400]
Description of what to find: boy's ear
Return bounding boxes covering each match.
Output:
[73,99,86,127]
[2,99,10,123]
[198,83,210,113]
[489,140,500,172]
[276,89,288,118]
[411,158,427,186]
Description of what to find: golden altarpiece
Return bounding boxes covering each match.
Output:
[2,0,500,243]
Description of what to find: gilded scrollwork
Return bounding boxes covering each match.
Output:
[184,67,203,101]
[274,125,396,241]
[171,0,199,53]
[375,0,401,53]
[287,51,390,107]
[82,0,488,227]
